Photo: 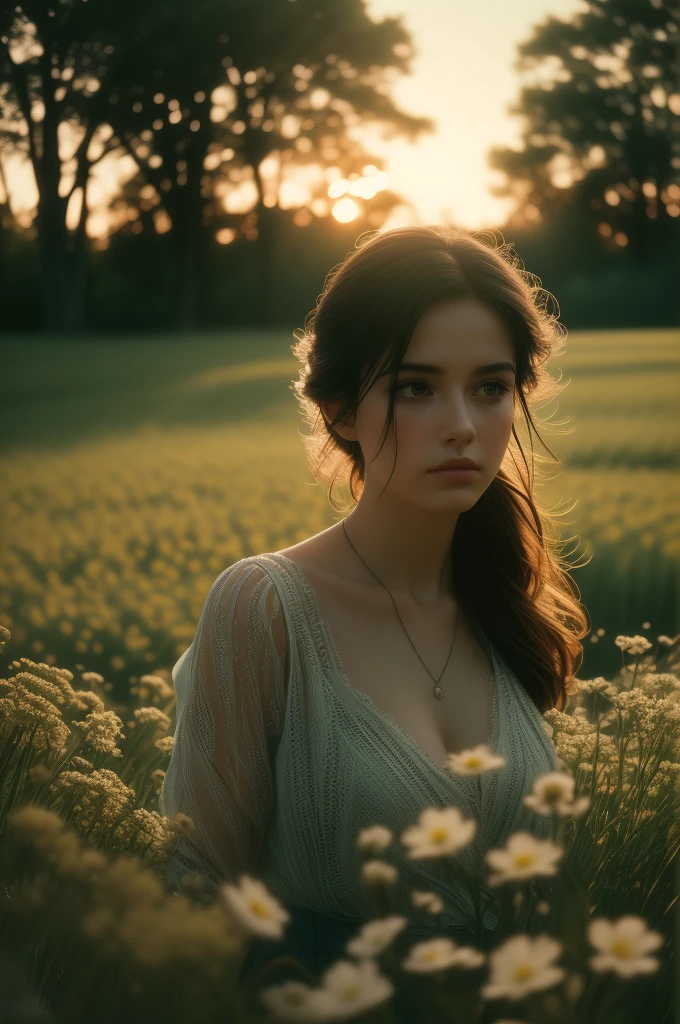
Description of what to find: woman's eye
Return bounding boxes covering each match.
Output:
[395,379,431,399]
[479,381,511,400]
[395,380,511,400]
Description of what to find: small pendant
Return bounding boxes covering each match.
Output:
[433,685,444,699]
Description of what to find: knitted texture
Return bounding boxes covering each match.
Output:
[160,553,560,931]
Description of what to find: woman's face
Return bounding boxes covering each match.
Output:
[325,297,517,513]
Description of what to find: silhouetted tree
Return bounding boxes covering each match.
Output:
[105,0,431,328]
[0,1,142,330]
[488,0,680,293]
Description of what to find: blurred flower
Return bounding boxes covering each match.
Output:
[73,689,105,713]
[444,744,506,775]
[220,874,290,939]
[357,825,392,853]
[316,958,393,1018]
[523,771,591,818]
[168,812,196,839]
[345,916,407,959]
[361,860,397,885]
[577,677,617,697]
[485,832,564,886]
[154,735,175,753]
[402,936,485,973]
[259,979,331,1021]
[411,890,443,914]
[81,671,104,685]
[134,706,171,732]
[480,934,565,1001]
[588,915,664,977]
[615,635,653,655]
[137,673,174,701]
[401,806,476,859]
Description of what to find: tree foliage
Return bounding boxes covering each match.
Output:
[0,0,431,330]
[488,0,680,270]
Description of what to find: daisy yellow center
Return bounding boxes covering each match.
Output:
[430,827,449,844]
[285,993,304,1006]
[465,756,482,768]
[512,963,536,981]
[543,784,566,802]
[248,899,270,918]
[611,939,634,958]
[341,985,361,1000]
[424,950,439,962]
[513,853,536,868]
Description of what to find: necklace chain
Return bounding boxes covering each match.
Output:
[341,519,458,700]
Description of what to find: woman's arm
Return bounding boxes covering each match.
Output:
[159,559,289,900]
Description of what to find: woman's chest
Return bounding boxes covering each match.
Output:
[293,569,495,765]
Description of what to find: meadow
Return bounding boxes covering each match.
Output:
[0,326,677,685]
[0,327,678,1022]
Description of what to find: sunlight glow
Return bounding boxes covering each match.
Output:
[332,197,361,223]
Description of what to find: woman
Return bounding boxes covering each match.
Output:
[159,225,588,1012]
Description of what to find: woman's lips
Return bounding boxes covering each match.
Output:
[427,468,480,483]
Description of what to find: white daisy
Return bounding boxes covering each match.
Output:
[588,915,664,978]
[345,916,408,959]
[361,859,398,885]
[219,874,290,940]
[401,805,477,860]
[402,936,486,973]
[444,744,506,775]
[523,771,591,818]
[357,824,393,853]
[411,890,444,914]
[485,831,564,886]
[259,980,335,1021]
[480,933,565,1001]
[317,958,394,1019]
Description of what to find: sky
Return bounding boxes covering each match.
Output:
[1,0,587,234]
[363,0,585,228]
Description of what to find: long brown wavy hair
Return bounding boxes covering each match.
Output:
[291,225,590,714]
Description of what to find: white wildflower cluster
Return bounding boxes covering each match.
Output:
[74,709,126,756]
[0,665,74,756]
[542,707,616,773]
[577,676,618,698]
[72,689,106,714]
[50,768,135,840]
[132,673,174,702]
[133,706,172,732]
[154,735,175,753]
[109,807,178,863]
[615,635,653,656]
[639,671,680,699]
[609,689,664,736]
[80,671,105,686]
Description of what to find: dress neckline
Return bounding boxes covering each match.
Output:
[262,551,502,781]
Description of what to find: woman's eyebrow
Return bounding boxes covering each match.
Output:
[379,361,516,377]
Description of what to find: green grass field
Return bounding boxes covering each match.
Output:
[0,327,678,684]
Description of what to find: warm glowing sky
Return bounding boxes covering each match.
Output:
[363,0,585,228]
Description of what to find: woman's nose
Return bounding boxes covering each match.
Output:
[440,393,476,441]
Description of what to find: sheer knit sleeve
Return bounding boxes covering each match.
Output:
[159,558,289,900]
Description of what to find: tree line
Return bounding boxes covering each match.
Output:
[0,0,678,333]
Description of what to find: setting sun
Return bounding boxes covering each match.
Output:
[332,197,361,223]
